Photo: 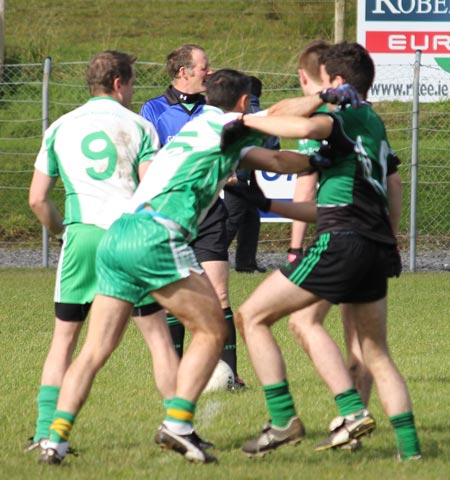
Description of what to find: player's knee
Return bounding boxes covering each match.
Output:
[288,317,306,347]
[235,304,265,339]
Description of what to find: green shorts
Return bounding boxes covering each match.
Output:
[54,223,105,304]
[96,211,203,305]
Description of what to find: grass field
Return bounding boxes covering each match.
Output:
[1,268,449,479]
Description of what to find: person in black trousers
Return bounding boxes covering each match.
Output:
[224,76,280,273]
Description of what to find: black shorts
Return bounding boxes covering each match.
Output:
[55,302,91,322]
[131,302,164,317]
[191,199,229,263]
[280,231,399,304]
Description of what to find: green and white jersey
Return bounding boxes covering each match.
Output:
[129,105,264,240]
[35,96,160,229]
[315,104,396,245]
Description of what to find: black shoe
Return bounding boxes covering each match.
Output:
[155,424,218,464]
[230,375,247,392]
[191,430,215,449]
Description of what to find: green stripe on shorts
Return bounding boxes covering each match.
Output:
[289,233,330,284]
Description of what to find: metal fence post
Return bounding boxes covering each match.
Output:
[41,56,52,267]
[409,50,421,272]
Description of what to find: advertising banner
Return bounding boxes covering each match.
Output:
[255,170,296,222]
[357,0,450,102]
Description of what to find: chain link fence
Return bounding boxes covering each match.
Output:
[1,58,449,268]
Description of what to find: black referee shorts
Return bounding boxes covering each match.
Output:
[191,198,229,263]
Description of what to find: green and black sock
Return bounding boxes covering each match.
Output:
[390,411,421,460]
[220,307,238,377]
[335,387,365,416]
[167,314,185,358]
[263,380,296,428]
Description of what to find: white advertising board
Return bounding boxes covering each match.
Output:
[255,170,297,222]
[357,0,450,102]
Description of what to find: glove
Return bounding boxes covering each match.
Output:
[225,171,272,212]
[309,143,333,169]
[220,115,250,151]
[384,245,402,278]
[248,171,271,212]
[287,248,303,263]
[54,228,65,246]
[319,84,362,109]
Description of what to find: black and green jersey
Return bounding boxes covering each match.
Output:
[297,104,328,155]
[315,104,396,245]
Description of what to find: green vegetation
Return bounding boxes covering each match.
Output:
[1,268,449,478]
[7,1,357,68]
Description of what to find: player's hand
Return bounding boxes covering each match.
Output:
[248,171,271,212]
[220,115,250,151]
[309,143,333,169]
[225,171,272,212]
[287,248,303,263]
[54,228,65,246]
[385,245,402,278]
[319,84,362,109]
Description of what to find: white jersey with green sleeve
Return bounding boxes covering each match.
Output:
[34,96,160,230]
[129,105,264,240]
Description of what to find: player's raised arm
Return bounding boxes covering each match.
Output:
[243,112,333,141]
[268,84,362,116]
[268,94,323,116]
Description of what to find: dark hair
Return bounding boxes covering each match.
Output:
[205,69,251,111]
[166,44,205,79]
[298,40,330,82]
[320,42,375,97]
[86,50,136,96]
[249,76,262,98]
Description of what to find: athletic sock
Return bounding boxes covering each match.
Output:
[166,314,185,357]
[335,387,366,416]
[164,397,196,435]
[220,307,238,377]
[263,380,296,428]
[48,410,76,444]
[390,411,421,459]
[34,385,60,441]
